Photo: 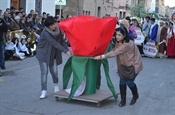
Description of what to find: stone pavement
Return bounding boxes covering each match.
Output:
[0,54,175,115]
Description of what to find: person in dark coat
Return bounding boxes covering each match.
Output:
[9,15,20,31]
[158,22,168,58]
[0,18,8,69]
[36,16,72,99]
[3,11,11,30]
[19,17,30,37]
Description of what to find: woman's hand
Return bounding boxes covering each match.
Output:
[94,55,101,60]
[94,54,105,60]
[66,51,73,57]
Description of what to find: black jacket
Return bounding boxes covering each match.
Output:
[0,18,8,42]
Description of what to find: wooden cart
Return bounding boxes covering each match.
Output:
[54,89,119,107]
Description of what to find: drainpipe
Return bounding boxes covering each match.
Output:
[77,0,79,15]
[94,0,97,16]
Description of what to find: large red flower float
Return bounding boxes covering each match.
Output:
[58,15,117,56]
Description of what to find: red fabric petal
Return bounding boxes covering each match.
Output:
[58,16,117,56]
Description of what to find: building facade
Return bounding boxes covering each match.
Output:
[155,0,165,17]
[61,0,135,19]
[1,0,172,20]
[0,0,139,19]
[0,0,55,16]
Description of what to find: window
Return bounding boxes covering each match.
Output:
[97,7,101,17]
[155,7,159,13]
[123,12,126,18]
[119,11,122,19]
[88,11,90,15]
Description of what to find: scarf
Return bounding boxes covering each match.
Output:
[149,23,156,36]
[45,26,60,38]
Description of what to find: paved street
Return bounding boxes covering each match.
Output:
[0,54,175,115]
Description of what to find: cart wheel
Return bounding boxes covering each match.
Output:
[55,97,59,101]
[97,102,100,107]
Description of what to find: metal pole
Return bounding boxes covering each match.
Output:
[94,0,97,16]
[60,5,62,20]
[77,0,79,15]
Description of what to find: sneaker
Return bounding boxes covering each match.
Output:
[54,84,60,92]
[40,90,47,99]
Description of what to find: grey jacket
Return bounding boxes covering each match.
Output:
[36,28,68,66]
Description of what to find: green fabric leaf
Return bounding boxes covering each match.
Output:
[63,57,73,89]
[68,56,89,101]
[101,59,118,100]
[63,56,117,102]
[96,60,102,89]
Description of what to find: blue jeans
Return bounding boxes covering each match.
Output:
[119,74,138,88]
[0,42,5,68]
[38,60,58,90]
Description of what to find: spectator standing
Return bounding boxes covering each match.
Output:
[3,11,11,29]
[25,17,33,31]
[19,17,30,36]
[125,16,137,40]
[120,18,135,41]
[36,16,44,30]
[0,17,8,69]
[142,16,151,39]
[147,18,159,42]
[157,22,168,58]
[166,22,175,58]
[132,18,144,55]
[0,9,2,17]
[9,15,20,31]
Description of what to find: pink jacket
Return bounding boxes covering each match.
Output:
[105,40,143,74]
[130,25,137,38]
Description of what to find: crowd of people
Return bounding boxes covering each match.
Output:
[0,7,73,99]
[116,16,175,58]
[0,7,52,76]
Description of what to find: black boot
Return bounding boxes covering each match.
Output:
[129,84,139,105]
[118,84,126,107]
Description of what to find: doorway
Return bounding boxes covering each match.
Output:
[11,0,20,9]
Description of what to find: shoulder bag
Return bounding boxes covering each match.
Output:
[119,45,135,80]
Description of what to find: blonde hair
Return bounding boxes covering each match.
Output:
[120,19,129,32]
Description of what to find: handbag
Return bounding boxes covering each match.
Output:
[119,44,135,80]
[119,65,135,80]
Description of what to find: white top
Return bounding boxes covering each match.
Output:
[167,28,175,36]
[149,23,156,36]
[5,42,15,50]
[18,42,29,54]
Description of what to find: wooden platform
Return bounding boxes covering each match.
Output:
[53,89,118,107]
